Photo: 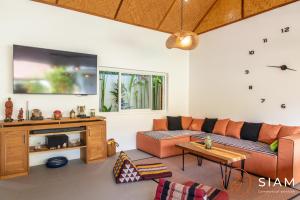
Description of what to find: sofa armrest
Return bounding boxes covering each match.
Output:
[278,134,300,183]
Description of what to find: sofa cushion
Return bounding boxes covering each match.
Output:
[192,133,276,156]
[181,116,193,130]
[241,122,262,142]
[141,130,199,140]
[278,126,300,138]
[167,116,183,130]
[189,119,204,131]
[270,140,279,152]
[213,119,230,136]
[258,123,282,144]
[225,120,244,139]
[153,119,168,131]
[202,118,218,133]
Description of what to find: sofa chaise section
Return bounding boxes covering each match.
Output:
[137,130,198,158]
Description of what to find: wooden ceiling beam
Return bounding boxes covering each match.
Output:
[241,0,244,18]
[157,0,177,29]
[114,0,124,19]
[192,0,219,32]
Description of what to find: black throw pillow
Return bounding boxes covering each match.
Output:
[240,122,262,142]
[201,118,218,133]
[167,116,183,131]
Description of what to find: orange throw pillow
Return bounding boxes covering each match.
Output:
[258,123,282,144]
[153,119,168,131]
[181,116,193,130]
[278,126,300,138]
[189,119,204,131]
[213,119,230,135]
[225,120,244,139]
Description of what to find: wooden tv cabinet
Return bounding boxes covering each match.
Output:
[0,117,107,180]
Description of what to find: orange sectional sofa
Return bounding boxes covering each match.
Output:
[136,117,300,184]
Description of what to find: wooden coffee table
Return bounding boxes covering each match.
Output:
[176,142,249,189]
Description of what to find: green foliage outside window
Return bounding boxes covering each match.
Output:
[99,70,165,112]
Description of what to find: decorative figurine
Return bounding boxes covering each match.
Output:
[69,109,76,119]
[17,108,24,121]
[90,109,96,117]
[53,110,62,120]
[77,106,86,118]
[204,136,213,149]
[31,109,44,120]
[4,97,13,122]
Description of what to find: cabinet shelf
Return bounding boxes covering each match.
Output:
[29,145,86,154]
[29,130,86,137]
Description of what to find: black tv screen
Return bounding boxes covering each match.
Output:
[13,45,97,95]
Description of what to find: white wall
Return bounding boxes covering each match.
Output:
[190,2,300,125]
[0,0,189,165]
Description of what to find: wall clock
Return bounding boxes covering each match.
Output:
[246,26,295,110]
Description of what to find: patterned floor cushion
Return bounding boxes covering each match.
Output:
[113,151,142,184]
[136,163,172,180]
[184,181,229,200]
[154,179,207,200]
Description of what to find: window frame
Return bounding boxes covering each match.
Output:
[99,67,168,114]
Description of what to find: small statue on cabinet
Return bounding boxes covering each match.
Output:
[4,97,13,122]
[31,109,44,120]
[17,108,24,121]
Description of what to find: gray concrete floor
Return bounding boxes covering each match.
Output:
[0,150,156,200]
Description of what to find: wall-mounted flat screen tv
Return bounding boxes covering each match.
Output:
[13,45,97,95]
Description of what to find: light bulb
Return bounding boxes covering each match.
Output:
[180,36,192,47]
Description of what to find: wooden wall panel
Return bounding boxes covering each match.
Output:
[116,0,175,28]
[57,0,121,19]
[159,0,216,33]
[244,0,297,17]
[36,0,57,4]
[195,0,242,34]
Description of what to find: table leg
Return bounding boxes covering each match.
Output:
[182,150,185,171]
[220,164,232,189]
[197,156,202,166]
[241,160,245,181]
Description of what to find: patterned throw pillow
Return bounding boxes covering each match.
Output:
[154,179,207,200]
[113,151,142,184]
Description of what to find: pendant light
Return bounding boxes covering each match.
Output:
[166,0,199,50]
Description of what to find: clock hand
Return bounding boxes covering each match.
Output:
[267,66,282,68]
[267,65,296,71]
[286,67,297,71]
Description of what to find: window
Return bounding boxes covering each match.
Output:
[99,68,167,112]
[152,75,164,110]
[99,71,119,112]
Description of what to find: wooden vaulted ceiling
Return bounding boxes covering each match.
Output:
[34,0,298,34]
